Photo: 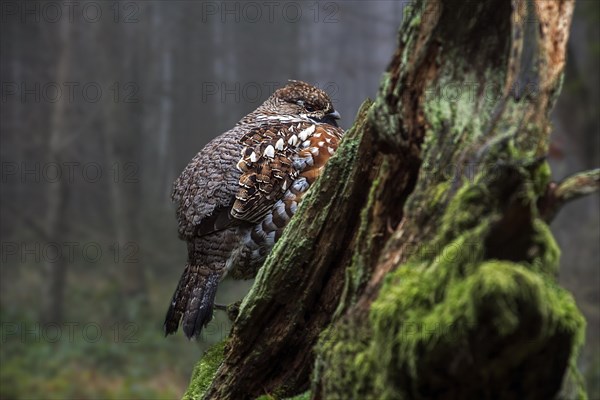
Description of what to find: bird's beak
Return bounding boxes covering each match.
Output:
[328,110,341,120]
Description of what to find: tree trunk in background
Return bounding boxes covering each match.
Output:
[151,6,175,205]
[186,1,588,399]
[101,21,148,316]
[42,17,71,324]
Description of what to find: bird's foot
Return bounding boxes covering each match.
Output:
[226,301,241,321]
[214,301,241,322]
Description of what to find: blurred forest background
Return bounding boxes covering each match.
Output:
[1,1,598,399]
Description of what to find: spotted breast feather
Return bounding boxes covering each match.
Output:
[233,121,344,224]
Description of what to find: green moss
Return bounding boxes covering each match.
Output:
[326,167,582,397]
[439,184,490,239]
[430,181,451,206]
[182,341,226,400]
[255,391,310,400]
[336,160,387,319]
[532,160,552,195]
[314,321,376,399]
[367,257,585,399]
[318,167,584,398]
[529,218,561,276]
[285,391,311,400]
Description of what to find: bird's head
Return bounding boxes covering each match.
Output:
[266,80,341,126]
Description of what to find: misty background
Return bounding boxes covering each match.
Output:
[1,1,598,398]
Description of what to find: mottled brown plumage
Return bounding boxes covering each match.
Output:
[164,81,344,339]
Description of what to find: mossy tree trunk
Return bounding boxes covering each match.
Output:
[187,1,599,399]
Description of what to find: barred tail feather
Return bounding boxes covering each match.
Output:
[182,272,219,339]
[164,265,220,339]
[164,264,192,336]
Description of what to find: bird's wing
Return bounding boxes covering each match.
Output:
[172,121,343,238]
[172,128,244,239]
[232,120,340,223]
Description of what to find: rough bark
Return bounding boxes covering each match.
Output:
[185,1,596,399]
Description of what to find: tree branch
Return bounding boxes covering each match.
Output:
[540,168,600,222]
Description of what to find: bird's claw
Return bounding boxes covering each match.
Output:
[214,301,241,321]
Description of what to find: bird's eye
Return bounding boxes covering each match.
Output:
[305,104,315,112]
